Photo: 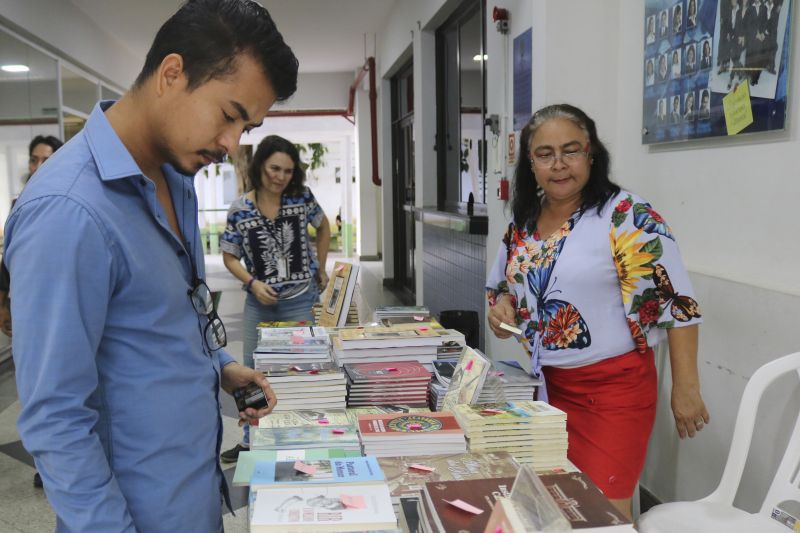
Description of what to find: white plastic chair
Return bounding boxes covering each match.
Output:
[638,351,800,533]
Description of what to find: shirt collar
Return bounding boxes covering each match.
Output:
[84,100,193,185]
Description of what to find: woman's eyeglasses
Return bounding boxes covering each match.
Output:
[530,144,590,169]
[188,280,227,351]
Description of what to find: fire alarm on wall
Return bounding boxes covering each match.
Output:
[492,7,509,33]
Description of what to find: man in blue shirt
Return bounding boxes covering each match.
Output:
[3,1,298,531]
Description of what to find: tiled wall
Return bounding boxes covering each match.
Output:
[422,225,487,350]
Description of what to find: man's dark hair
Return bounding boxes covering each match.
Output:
[248,135,306,197]
[29,135,63,156]
[510,104,619,233]
[134,0,298,101]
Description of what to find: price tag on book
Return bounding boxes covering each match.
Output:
[340,494,366,509]
[332,428,346,434]
[413,315,425,321]
[445,499,484,515]
[418,327,430,332]
[317,418,329,425]
[290,365,303,371]
[409,463,435,473]
[293,461,317,475]
[466,360,474,371]
[493,527,504,533]
[407,423,422,430]
[481,408,506,415]
[308,369,319,375]
[291,336,304,345]
[335,264,345,272]
[385,367,398,372]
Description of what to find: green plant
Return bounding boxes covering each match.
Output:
[295,142,328,172]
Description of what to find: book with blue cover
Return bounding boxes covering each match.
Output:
[250,456,385,489]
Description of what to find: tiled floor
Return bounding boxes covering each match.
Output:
[0,252,400,532]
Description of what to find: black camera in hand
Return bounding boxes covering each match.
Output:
[233,382,269,412]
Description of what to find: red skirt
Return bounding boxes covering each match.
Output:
[543,348,657,499]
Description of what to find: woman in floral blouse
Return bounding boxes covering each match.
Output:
[486,104,708,519]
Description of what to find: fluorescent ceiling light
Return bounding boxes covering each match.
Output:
[1,64,30,73]
[472,54,488,61]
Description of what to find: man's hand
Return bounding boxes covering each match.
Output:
[251,280,278,306]
[221,363,277,426]
[488,295,517,339]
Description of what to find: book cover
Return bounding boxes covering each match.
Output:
[357,412,464,440]
[261,361,343,381]
[319,262,360,327]
[251,456,385,489]
[252,425,360,450]
[378,452,519,500]
[423,477,516,533]
[453,401,567,427]
[250,484,396,532]
[258,409,351,429]
[344,361,432,382]
[539,472,632,529]
[339,326,442,348]
[440,348,492,412]
[233,448,362,487]
[495,360,544,386]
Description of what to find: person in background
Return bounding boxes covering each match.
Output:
[0,135,63,489]
[219,134,330,463]
[3,0,297,530]
[486,104,708,520]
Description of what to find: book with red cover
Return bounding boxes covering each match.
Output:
[344,361,432,383]
[358,412,464,440]
[422,476,516,533]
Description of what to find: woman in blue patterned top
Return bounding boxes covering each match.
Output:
[220,135,330,461]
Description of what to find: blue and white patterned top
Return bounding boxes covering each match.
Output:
[221,187,325,299]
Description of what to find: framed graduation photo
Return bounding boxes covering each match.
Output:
[642,0,793,144]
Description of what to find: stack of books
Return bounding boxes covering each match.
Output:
[260,361,347,411]
[429,360,457,411]
[248,456,397,532]
[232,447,362,487]
[374,305,430,324]
[452,401,569,470]
[333,325,445,366]
[345,404,432,424]
[491,360,543,401]
[357,411,467,458]
[343,361,432,407]
[253,327,331,371]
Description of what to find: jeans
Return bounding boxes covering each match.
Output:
[241,284,317,445]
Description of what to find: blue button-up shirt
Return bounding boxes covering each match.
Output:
[5,101,235,532]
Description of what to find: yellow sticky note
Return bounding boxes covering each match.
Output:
[722,80,754,135]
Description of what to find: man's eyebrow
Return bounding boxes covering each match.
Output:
[230,100,250,122]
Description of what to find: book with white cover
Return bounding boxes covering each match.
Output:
[250,484,397,532]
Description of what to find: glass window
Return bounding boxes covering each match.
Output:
[436,0,487,209]
[61,64,98,116]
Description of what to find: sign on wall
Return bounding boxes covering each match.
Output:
[513,28,532,131]
[642,0,792,143]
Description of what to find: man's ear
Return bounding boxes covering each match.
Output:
[155,53,186,97]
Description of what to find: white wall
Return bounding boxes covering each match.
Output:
[355,86,381,258]
[0,0,140,88]
[273,72,354,111]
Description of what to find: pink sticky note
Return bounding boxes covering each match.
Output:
[413,315,425,321]
[332,428,346,434]
[494,527,504,533]
[466,360,474,370]
[340,494,366,509]
[407,423,422,430]
[291,336,304,345]
[335,264,344,272]
[409,463,435,473]
[481,408,505,415]
[290,365,302,371]
[308,369,319,375]
[292,330,304,336]
[385,367,398,372]
[493,371,505,377]
[418,327,430,332]
[445,499,484,515]
[293,461,317,475]
[317,418,329,425]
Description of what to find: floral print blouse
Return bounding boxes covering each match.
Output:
[486,190,701,377]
